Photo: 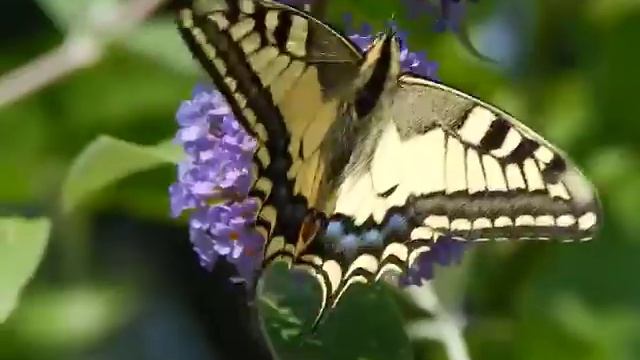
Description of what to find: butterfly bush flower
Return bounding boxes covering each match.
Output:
[170,86,263,283]
[170,6,463,285]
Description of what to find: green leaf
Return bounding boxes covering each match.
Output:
[123,18,199,75]
[257,263,413,360]
[11,285,134,348]
[61,135,183,213]
[0,217,51,323]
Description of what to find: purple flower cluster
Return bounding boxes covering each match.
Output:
[169,86,262,283]
[170,4,464,285]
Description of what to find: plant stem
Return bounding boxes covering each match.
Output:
[0,0,165,109]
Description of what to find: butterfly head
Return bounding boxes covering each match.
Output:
[361,30,402,73]
[353,31,402,117]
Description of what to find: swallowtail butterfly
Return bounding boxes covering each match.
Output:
[177,0,601,324]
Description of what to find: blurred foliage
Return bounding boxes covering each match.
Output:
[1,0,640,359]
[0,217,50,323]
[61,135,181,213]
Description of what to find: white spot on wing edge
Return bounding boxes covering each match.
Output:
[451,218,472,232]
[424,215,449,230]
[472,217,492,230]
[190,27,217,60]
[374,263,403,281]
[345,254,379,278]
[322,260,343,295]
[407,246,431,269]
[557,214,576,227]
[578,212,597,230]
[253,176,272,198]
[515,215,535,227]
[212,57,227,76]
[458,106,496,146]
[494,216,513,228]
[534,146,555,164]
[381,243,409,262]
[410,226,434,240]
[535,215,555,227]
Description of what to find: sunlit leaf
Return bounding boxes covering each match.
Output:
[61,135,183,213]
[0,217,51,323]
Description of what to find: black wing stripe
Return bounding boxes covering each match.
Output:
[479,118,511,150]
[223,0,241,22]
[274,10,293,52]
[505,137,539,163]
[542,154,567,183]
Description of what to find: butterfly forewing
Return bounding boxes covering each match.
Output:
[331,75,599,243]
[177,0,362,253]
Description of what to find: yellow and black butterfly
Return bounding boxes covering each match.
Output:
[177,0,601,324]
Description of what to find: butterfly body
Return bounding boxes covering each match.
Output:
[177,0,601,324]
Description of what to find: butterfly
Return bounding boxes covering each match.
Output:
[177,0,601,325]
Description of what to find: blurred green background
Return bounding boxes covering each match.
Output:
[1,0,639,359]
